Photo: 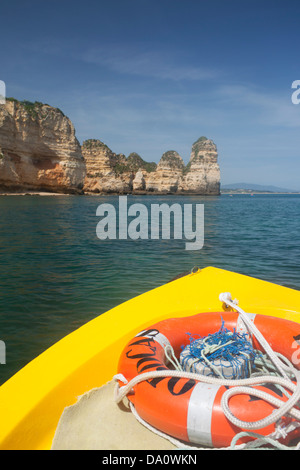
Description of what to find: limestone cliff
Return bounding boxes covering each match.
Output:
[82,140,157,194]
[0,98,220,195]
[145,151,185,193]
[82,139,131,193]
[0,99,85,193]
[83,137,220,195]
[182,137,220,194]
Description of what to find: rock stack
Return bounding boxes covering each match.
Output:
[0,99,220,195]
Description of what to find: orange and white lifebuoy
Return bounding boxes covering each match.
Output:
[117,311,300,448]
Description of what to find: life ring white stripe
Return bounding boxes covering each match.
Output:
[187,382,221,447]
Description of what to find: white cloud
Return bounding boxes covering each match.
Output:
[81,44,218,81]
[216,84,300,128]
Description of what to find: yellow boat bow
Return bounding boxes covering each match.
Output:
[0,266,300,450]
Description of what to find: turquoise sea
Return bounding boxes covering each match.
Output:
[0,193,300,385]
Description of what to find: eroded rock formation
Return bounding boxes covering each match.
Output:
[182,137,220,194]
[0,99,220,195]
[82,140,158,194]
[82,137,220,195]
[0,99,85,193]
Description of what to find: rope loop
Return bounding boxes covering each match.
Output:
[114,292,300,449]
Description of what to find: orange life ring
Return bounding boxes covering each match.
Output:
[117,311,300,448]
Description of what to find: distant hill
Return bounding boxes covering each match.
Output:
[221,183,299,193]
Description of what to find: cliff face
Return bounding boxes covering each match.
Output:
[82,140,158,194]
[0,98,220,195]
[82,139,134,193]
[0,99,85,193]
[182,137,220,194]
[83,137,220,195]
[145,151,185,193]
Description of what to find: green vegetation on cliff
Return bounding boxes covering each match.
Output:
[160,150,184,169]
[82,140,157,175]
[113,153,157,175]
[82,139,111,152]
[191,136,208,154]
[182,161,191,174]
[194,136,208,143]
[127,153,157,173]
[6,97,65,119]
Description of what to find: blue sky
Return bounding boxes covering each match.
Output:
[1,0,300,189]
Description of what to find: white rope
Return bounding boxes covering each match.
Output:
[114,369,300,423]
[230,430,300,450]
[128,400,247,450]
[114,292,300,447]
[221,379,300,429]
[219,292,289,379]
[130,398,300,451]
[129,401,202,450]
[218,292,300,430]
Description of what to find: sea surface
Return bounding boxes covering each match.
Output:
[0,193,300,385]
